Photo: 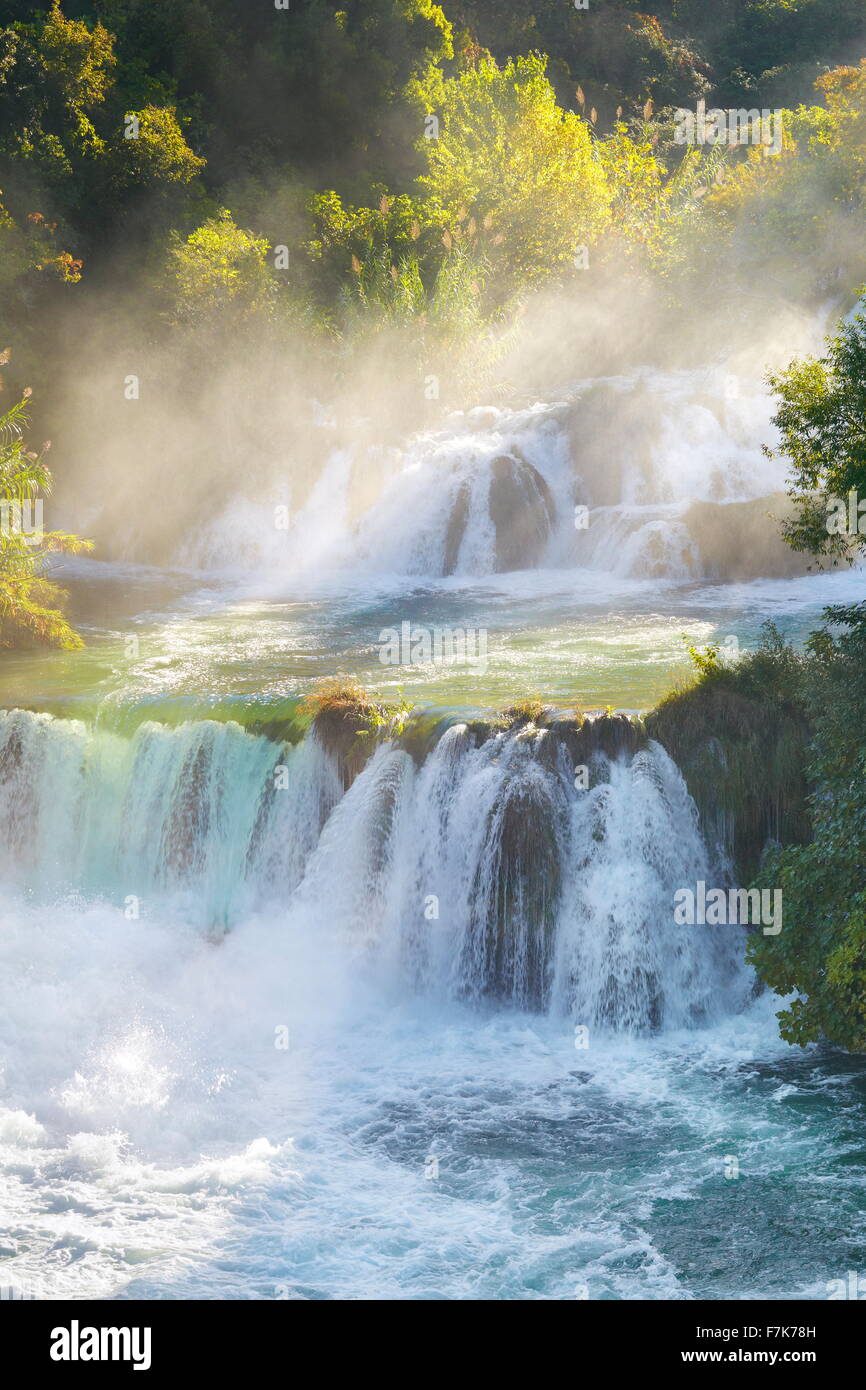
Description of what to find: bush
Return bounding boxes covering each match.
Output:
[0,373,92,648]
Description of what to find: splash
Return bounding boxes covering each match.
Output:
[181,367,810,584]
[0,707,751,1032]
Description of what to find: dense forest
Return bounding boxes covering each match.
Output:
[2,0,866,391]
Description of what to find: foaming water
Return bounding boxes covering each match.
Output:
[1,884,863,1300]
[1,707,864,1300]
[0,709,750,1024]
[4,327,866,1299]
[0,709,340,927]
[183,368,794,584]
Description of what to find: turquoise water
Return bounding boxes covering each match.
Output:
[1,558,859,718]
[2,361,866,1302]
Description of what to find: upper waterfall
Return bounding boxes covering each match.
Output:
[178,367,807,584]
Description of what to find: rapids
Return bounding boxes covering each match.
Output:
[2,347,865,1301]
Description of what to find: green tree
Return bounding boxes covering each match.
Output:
[766,308,866,563]
[0,370,92,649]
[418,53,611,298]
[0,2,116,201]
[452,2,710,122]
[749,605,866,1050]
[113,104,205,190]
[743,304,866,1050]
[165,210,275,324]
[705,62,866,302]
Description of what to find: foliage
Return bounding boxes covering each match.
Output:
[0,3,863,400]
[452,2,709,120]
[301,678,379,722]
[114,104,204,189]
[683,637,726,678]
[305,186,498,392]
[766,309,866,563]
[359,690,414,741]
[648,623,812,880]
[166,210,276,324]
[0,374,92,649]
[501,697,548,726]
[705,62,866,301]
[301,678,412,758]
[3,1,116,174]
[749,604,866,1050]
[673,0,866,107]
[418,53,611,299]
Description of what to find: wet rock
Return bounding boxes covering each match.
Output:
[312,704,377,790]
[683,494,812,581]
[551,713,646,766]
[443,480,471,575]
[489,452,555,572]
[564,383,659,507]
[442,452,555,575]
[462,762,564,1010]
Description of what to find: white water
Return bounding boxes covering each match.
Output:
[6,706,861,1303]
[0,708,750,1025]
[184,368,791,583]
[4,323,866,1300]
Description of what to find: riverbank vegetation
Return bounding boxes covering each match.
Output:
[657,601,866,1052]
[654,308,866,1051]
[2,3,866,419]
[0,379,91,649]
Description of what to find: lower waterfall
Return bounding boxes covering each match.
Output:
[0,706,752,1032]
[0,703,858,1302]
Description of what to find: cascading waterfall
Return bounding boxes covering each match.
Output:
[2,324,859,1303]
[182,368,808,583]
[0,706,752,1033]
[0,708,341,927]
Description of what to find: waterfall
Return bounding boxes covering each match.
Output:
[0,708,341,928]
[0,707,752,1033]
[179,367,809,583]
